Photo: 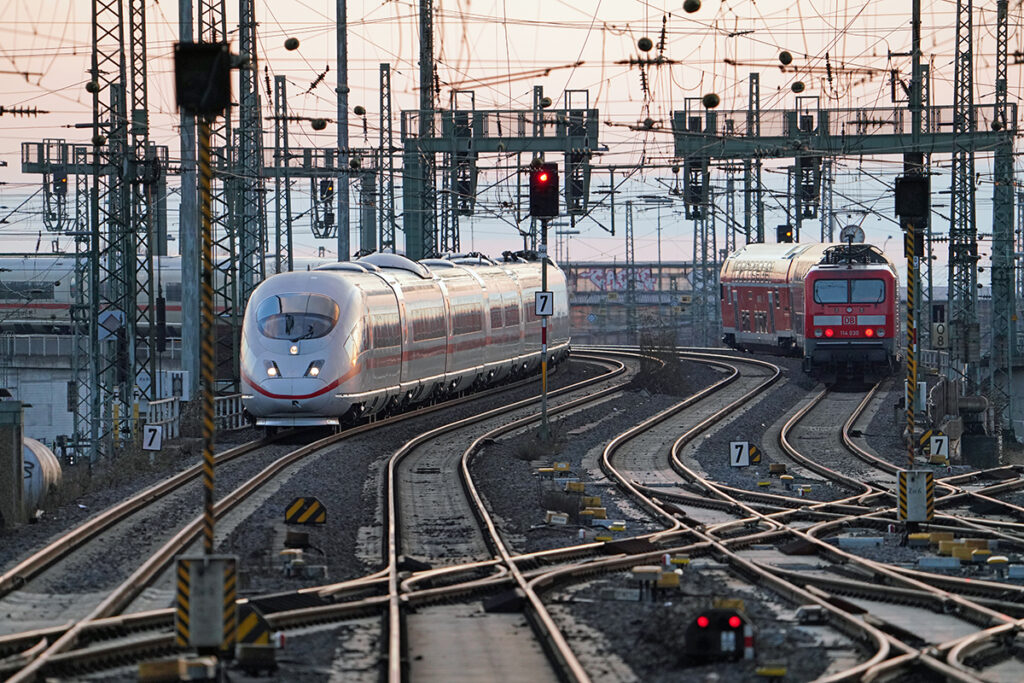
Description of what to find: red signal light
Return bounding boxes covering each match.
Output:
[697,615,710,628]
[824,328,834,338]
[728,615,742,629]
[865,328,874,337]
[529,162,559,217]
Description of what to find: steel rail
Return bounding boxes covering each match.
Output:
[6,361,596,682]
[695,384,1012,678]
[0,434,282,596]
[589,353,901,680]
[452,348,704,682]
[383,354,628,683]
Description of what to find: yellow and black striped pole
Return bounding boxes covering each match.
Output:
[199,118,217,553]
[905,220,917,470]
[540,218,549,441]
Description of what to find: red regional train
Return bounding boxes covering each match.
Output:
[719,242,900,382]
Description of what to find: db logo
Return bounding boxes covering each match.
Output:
[842,316,856,325]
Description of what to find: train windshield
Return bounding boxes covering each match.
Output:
[256,293,340,341]
[813,279,885,304]
[851,279,885,303]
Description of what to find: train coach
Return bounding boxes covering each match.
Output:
[719,242,899,382]
[240,251,571,427]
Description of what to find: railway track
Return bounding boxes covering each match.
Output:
[0,356,616,681]
[6,347,1024,680]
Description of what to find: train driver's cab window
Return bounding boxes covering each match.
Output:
[256,293,340,341]
[813,280,847,304]
[813,278,885,304]
[850,279,885,303]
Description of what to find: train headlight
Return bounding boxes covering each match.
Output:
[814,328,823,338]
[304,360,324,378]
[876,328,885,337]
[290,344,299,355]
[265,360,281,377]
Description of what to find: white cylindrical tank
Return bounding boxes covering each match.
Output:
[23,438,62,513]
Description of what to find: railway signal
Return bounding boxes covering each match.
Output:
[776,224,793,243]
[174,40,240,667]
[52,168,67,196]
[319,178,334,200]
[685,608,755,662]
[529,162,559,217]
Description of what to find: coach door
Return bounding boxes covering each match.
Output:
[767,290,776,333]
[731,290,741,330]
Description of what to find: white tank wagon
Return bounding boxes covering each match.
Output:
[23,438,62,515]
[240,252,571,427]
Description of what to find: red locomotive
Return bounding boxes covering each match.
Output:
[720,242,900,382]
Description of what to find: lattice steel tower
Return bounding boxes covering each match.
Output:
[947,0,979,382]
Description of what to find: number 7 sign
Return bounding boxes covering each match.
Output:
[535,291,553,317]
[143,424,164,451]
[730,441,749,467]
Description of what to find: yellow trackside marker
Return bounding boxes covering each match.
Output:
[237,603,272,645]
[198,119,217,554]
[285,497,327,525]
[898,470,934,522]
[223,563,237,653]
[175,559,191,647]
[286,498,305,519]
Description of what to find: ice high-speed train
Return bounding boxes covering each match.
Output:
[240,252,571,427]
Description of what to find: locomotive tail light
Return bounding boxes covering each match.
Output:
[266,360,281,377]
[697,615,710,628]
[304,360,324,377]
[824,328,834,338]
[864,328,874,338]
[814,329,823,338]
[290,344,299,355]
[728,615,742,629]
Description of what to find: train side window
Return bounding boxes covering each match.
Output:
[741,311,750,331]
[504,303,520,326]
[490,305,503,329]
[166,282,182,302]
[0,281,56,300]
[413,307,445,341]
[813,279,847,304]
[851,279,884,303]
[453,303,483,335]
[774,290,780,308]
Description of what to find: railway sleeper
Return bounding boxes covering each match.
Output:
[963,638,1021,671]
[862,613,929,649]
